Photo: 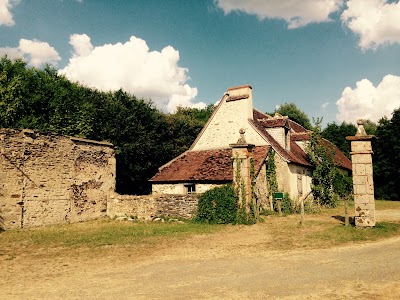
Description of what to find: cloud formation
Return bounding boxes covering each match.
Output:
[0,39,61,67]
[341,0,400,49]
[336,74,400,123]
[215,0,343,28]
[60,34,206,112]
[0,0,17,26]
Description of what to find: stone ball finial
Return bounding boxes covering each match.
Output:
[356,119,367,136]
[236,128,247,144]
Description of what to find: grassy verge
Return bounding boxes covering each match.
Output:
[0,218,223,259]
[1,200,400,259]
[260,200,400,250]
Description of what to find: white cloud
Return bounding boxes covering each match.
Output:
[69,33,93,57]
[60,34,206,112]
[336,75,400,123]
[215,0,343,28]
[0,39,61,67]
[341,0,400,49]
[0,0,17,26]
[321,102,329,112]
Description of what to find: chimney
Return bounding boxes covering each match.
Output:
[226,85,253,120]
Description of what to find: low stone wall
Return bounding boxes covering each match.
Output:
[107,194,199,220]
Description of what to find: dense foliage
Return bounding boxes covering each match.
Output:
[165,105,214,157]
[194,185,239,224]
[374,109,400,200]
[269,102,312,130]
[307,125,336,206]
[0,57,213,194]
[322,122,357,158]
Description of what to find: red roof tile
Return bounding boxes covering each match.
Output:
[150,146,270,183]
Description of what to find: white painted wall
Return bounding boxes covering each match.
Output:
[152,183,225,195]
[192,86,266,151]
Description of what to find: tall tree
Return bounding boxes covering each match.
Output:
[373,109,400,200]
[322,122,357,159]
[269,102,312,130]
[306,122,336,206]
[165,105,214,156]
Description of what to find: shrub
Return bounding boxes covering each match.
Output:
[194,185,239,224]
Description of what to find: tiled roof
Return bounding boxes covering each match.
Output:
[250,109,351,170]
[257,118,287,128]
[150,146,270,183]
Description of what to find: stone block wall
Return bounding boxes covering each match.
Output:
[347,120,376,227]
[350,140,375,227]
[0,129,115,230]
[107,194,199,220]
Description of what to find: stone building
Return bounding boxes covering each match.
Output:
[0,129,115,230]
[150,85,352,208]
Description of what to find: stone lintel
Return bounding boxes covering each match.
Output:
[229,143,255,150]
[350,151,373,155]
[346,135,376,141]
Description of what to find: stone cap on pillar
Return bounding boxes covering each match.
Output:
[346,119,376,142]
[229,128,255,149]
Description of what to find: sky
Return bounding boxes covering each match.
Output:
[1,0,400,125]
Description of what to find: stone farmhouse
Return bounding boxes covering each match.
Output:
[0,85,352,230]
[150,85,352,208]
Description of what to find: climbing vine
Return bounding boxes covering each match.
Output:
[266,150,278,197]
[234,154,256,224]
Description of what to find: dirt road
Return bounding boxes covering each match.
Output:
[2,213,400,299]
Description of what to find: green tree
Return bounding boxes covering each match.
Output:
[0,56,176,195]
[374,109,400,200]
[322,122,357,159]
[307,121,337,206]
[269,102,312,129]
[165,105,214,157]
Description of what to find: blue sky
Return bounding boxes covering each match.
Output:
[1,0,400,125]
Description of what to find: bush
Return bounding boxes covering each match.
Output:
[194,185,239,224]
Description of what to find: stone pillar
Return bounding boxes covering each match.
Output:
[346,120,376,227]
[230,129,255,211]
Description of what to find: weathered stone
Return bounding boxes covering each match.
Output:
[0,129,115,230]
[346,121,376,227]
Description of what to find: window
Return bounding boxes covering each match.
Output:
[297,171,303,195]
[184,183,196,194]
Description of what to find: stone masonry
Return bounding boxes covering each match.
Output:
[346,120,376,227]
[107,194,199,220]
[0,129,115,230]
[230,129,256,212]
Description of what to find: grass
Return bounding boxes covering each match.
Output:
[257,200,400,250]
[1,200,400,259]
[0,218,223,260]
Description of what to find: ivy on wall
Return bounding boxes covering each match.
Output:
[266,150,278,197]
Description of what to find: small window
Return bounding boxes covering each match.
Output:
[184,183,196,194]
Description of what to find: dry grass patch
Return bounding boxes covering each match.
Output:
[1,200,400,261]
[0,218,224,261]
[258,200,400,250]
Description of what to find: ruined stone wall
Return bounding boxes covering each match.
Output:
[0,129,115,230]
[107,194,199,220]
